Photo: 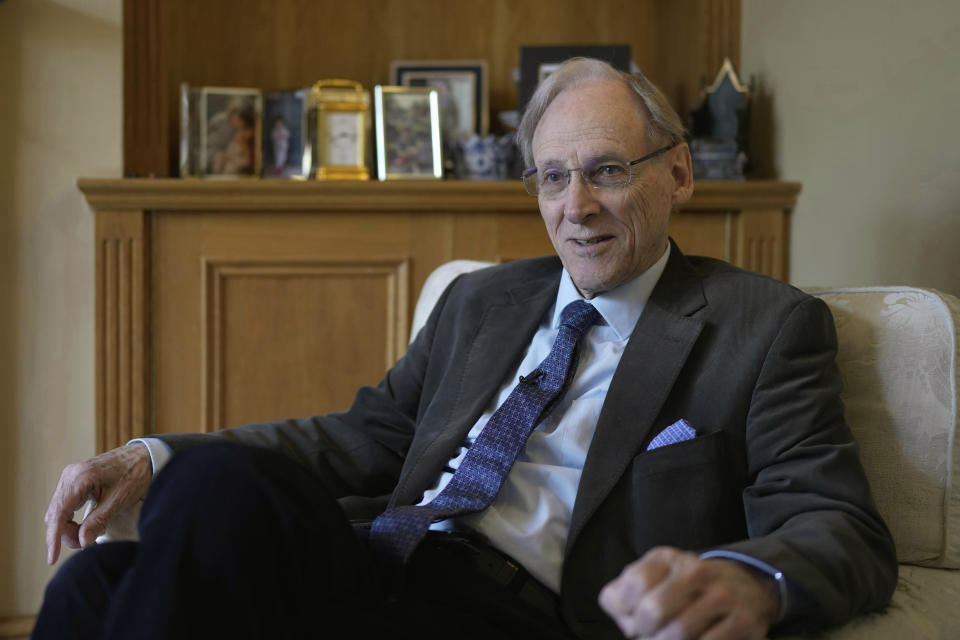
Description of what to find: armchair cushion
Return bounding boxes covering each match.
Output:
[810,287,959,569]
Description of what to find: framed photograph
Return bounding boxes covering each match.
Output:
[390,60,488,142]
[518,45,631,113]
[373,85,443,181]
[538,62,562,83]
[262,89,310,179]
[179,83,201,176]
[188,87,262,178]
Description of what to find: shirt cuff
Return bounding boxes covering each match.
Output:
[700,549,788,623]
[128,437,173,478]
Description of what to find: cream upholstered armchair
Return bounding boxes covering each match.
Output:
[412,261,960,639]
[100,261,959,637]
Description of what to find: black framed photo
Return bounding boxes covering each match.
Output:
[390,60,488,142]
[518,45,631,113]
[262,88,310,179]
[373,85,443,180]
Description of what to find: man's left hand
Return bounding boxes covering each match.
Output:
[598,546,779,639]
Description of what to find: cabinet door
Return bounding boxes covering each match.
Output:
[153,211,413,433]
[150,208,556,435]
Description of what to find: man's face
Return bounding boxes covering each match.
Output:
[531,79,692,299]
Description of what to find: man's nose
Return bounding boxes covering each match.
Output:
[562,171,600,222]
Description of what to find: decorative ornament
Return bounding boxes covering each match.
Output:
[688,58,751,180]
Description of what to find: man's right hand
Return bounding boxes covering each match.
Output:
[44,442,152,564]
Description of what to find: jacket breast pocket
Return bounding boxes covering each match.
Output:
[629,429,746,554]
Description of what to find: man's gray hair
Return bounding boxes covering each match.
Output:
[516,57,686,168]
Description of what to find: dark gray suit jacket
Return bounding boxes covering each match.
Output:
[160,243,897,638]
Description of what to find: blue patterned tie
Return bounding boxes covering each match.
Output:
[370,300,601,565]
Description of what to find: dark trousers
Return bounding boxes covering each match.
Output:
[34,442,576,640]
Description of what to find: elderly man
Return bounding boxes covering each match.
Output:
[38,58,896,640]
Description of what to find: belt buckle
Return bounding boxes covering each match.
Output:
[478,547,523,590]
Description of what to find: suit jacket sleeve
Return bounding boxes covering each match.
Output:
[717,295,897,632]
[153,275,460,503]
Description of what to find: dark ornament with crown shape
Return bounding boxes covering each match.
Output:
[688,59,751,180]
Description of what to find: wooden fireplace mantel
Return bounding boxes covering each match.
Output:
[79,178,799,452]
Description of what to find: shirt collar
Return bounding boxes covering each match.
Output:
[551,242,671,340]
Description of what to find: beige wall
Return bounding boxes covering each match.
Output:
[742,0,960,295]
[0,0,121,617]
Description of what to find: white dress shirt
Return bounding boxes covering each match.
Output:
[418,245,671,592]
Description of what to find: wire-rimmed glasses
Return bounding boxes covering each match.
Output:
[521,144,675,198]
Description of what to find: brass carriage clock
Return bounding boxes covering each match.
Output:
[309,79,370,180]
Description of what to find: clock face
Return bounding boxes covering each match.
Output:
[325,112,362,166]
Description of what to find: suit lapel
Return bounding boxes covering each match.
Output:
[447,274,560,438]
[392,265,561,506]
[565,243,707,555]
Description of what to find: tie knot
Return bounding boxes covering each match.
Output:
[559,300,600,338]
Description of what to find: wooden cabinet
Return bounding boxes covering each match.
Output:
[79,178,798,451]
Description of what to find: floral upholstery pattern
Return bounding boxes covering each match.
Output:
[809,287,959,569]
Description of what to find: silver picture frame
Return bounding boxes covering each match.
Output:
[373,85,443,181]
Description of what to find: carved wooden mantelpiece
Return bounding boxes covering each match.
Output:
[79,179,800,451]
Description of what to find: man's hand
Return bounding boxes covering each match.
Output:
[44,442,152,564]
[598,547,779,640]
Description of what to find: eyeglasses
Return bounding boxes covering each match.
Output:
[521,145,675,198]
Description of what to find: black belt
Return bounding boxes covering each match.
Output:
[352,522,565,625]
[416,531,564,622]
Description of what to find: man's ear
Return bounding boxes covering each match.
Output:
[669,143,694,206]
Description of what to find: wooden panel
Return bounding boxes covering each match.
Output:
[492,213,556,263]
[123,0,739,175]
[152,213,204,440]
[204,259,408,430]
[0,615,33,640]
[450,215,499,261]
[152,0,663,175]
[409,212,454,296]
[732,208,789,280]
[655,0,742,117]
[702,0,741,83]
[160,0,661,114]
[96,211,149,452]
[669,211,729,261]
[448,212,555,264]
[153,211,417,434]
[123,0,167,177]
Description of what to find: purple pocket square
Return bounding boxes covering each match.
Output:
[646,419,697,451]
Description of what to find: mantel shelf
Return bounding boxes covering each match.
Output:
[78,178,801,213]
